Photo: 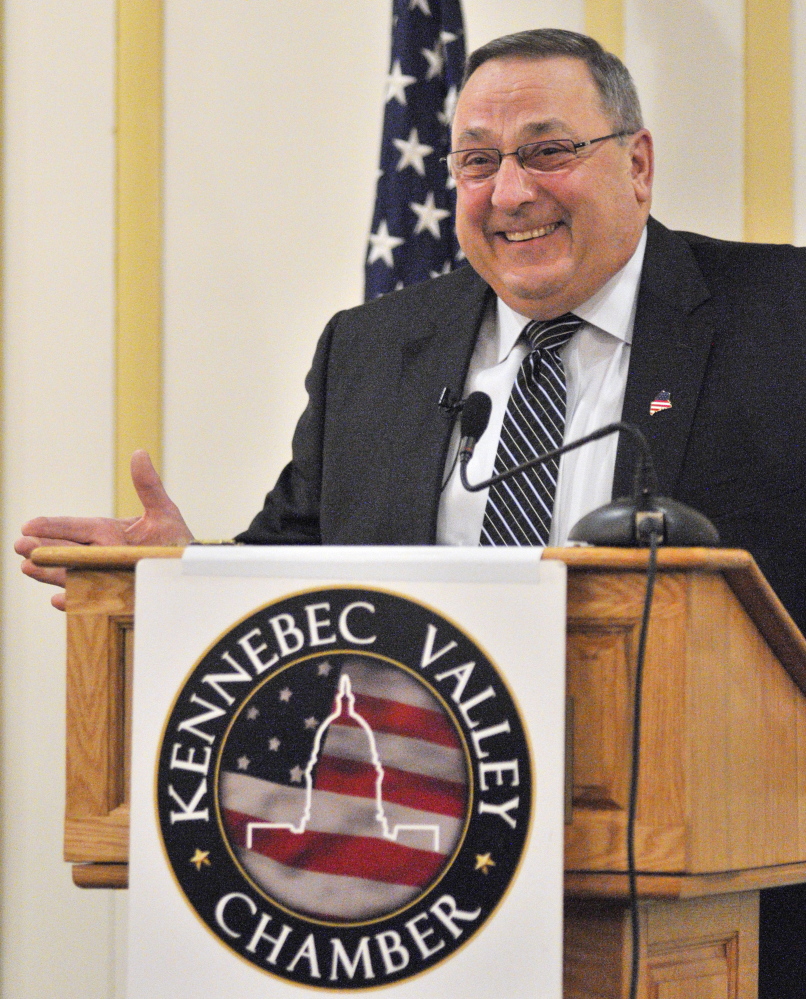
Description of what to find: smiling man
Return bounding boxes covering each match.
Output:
[15,32,806,994]
[450,52,651,319]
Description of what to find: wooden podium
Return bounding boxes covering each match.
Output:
[33,545,806,999]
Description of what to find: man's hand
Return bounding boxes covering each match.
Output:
[15,450,194,610]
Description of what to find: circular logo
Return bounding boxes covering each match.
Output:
[157,587,532,989]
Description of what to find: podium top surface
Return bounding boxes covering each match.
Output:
[28,543,761,572]
[32,544,806,695]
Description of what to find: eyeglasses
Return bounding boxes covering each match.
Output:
[444,132,632,181]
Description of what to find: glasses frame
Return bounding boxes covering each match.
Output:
[444,131,633,181]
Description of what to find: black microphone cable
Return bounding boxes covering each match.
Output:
[626,524,661,999]
[453,390,672,997]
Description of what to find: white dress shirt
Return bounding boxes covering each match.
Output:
[436,227,647,547]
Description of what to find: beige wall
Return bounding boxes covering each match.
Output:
[0,4,127,997]
[1,2,804,996]
[626,0,745,239]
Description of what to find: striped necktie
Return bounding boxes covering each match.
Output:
[480,312,583,546]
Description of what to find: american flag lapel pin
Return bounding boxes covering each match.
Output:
[650,390,672,415]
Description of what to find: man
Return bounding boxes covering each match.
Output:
[15,30,806,994]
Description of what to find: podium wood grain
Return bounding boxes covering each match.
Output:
[33,545,806,998]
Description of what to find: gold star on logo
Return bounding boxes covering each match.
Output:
[475,853,495,875]
[190,849,210,871]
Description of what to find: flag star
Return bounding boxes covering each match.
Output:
[446,171,456,191]
[190,849,210,871]
[393,128,433,176]
[410,191,450,238]
[246,706,259,720]
[290,765,304,783]
[237,755,250,770]
[268,737,281,751]
[437,85,459,127]
[420,44,444,80]
[304,716,319,730]
[395,281,405,291]
[429,260,452,279]
[368,220,404,267]
[440,30,457,45]
[317,661,332,676]
[279,687,292,702]
[386,60,417,106]
[409,0,431,13]
[455,245,466,262]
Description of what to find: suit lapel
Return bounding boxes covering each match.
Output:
[375,266,492,542]
[613,218,714,499]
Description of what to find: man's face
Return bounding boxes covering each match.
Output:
[452,56,653,319]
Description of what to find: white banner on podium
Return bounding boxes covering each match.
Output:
[127,547,566,998]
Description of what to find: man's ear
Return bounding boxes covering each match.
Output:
[629,129,654,204]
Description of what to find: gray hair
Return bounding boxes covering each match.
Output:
[462,29,643,134]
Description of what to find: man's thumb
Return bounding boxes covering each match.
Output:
[130,450,173,513]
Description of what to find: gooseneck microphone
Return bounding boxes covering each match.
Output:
[456,391,719,547]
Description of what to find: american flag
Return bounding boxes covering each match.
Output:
[219,655,468,921]
[649,390,672,415]
[364,0,466,299]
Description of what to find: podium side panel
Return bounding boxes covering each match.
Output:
[686,574,806,871]
[565,571,687,873]
[64,569,133,865]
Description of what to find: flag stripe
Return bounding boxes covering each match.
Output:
[314,754,466,817]
[343,660,444,711]
[332,690,460,748]
[320,722,467,783]
[224,809,444,887]
[220,771,463,848]
[237,848,420,920]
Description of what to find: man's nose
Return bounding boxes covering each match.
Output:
[490,155,542,210]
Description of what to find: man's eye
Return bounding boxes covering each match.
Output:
[461,151,497,168]
[534,143,569,157]
[521,142,575,170]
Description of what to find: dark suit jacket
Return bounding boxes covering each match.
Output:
[238,216,806,632]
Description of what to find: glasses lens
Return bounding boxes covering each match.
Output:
[520,140,577,172]
[450,149,500,180]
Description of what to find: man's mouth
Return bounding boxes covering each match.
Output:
[503,221,561,242]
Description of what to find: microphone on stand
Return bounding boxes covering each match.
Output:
[456,391,719,547]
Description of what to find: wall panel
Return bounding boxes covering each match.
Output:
[0,3,123,996]
[625,0,745,240]
[465,0,583,50]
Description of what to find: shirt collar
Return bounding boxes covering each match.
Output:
[495,225,648,362]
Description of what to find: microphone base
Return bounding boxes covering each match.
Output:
[568,496,720,548]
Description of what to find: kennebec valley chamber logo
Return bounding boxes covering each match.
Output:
[157,587,532,989]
